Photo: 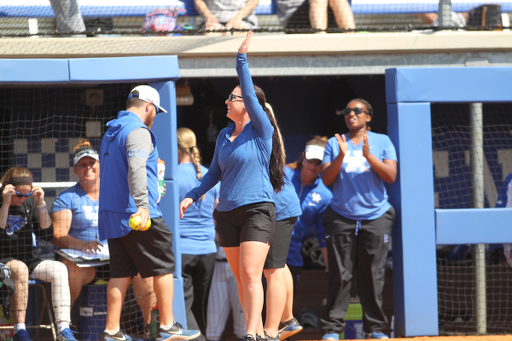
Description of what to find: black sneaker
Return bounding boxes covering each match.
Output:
[278,318,303,340]
[264,332,280,341]
[100,330,134,341]
[243,334,256,341]
[158,321,201,340]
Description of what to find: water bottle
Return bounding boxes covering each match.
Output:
[158,159,165,198]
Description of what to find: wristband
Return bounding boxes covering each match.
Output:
[37,201,47,212]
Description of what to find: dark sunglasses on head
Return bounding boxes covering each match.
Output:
[342,107,367,116]
[14,190,33,198]
[306,158,322,166]
[227,93,243,102]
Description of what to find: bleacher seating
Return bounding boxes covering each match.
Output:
[2,0,511,19]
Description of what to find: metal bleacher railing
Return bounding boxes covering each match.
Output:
[1,0,511,35]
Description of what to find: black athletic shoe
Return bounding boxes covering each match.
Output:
[243,334,257,341]
[278,318,303,340]
[264,332,280,341]
[158,321,201,340]
[100,330,134,341]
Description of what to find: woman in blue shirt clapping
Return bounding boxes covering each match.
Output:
[320,99,397,340]
[180,31,285,341]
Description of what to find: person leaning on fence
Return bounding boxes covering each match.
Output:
[194,0,259,35]
[50,140,157,337]
[276,0,354,33]
[180,31,286,341]
[320,99,397,340]
[98,85,200,341]
[0,166,78,341]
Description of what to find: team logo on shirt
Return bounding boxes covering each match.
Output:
[345,150,371,173]
[312,192,321,203]
[83,205,99,226]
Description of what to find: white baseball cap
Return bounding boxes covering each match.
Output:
[305,145,325,161]
[128,85,167,114]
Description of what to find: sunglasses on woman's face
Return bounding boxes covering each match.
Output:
[227,93,243,102]
[305,158,322,166]
[342,107,367,116]
[14,190,33,198]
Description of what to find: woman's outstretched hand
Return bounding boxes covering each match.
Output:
[238,30,253,54]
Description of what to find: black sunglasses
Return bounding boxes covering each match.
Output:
[305,158,322,166]
[342,107,367,116]
[14,189,33,198]
[227,93,243,102]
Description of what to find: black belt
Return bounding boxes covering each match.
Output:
[216,259,228,262]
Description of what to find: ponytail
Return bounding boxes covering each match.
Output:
[254,85,285,192]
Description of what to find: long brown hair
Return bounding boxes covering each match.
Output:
[287,135,328,170]
[253,85,285,192]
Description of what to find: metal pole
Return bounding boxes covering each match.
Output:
[470,102,487,334]
[438,0,453,28]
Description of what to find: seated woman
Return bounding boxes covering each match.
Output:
[0,166,78,341]
[50,140,156,336]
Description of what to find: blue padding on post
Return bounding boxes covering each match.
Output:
[0,59,69,83]
[436,208,512,244]
[69,56,179,83]
[387,102,438,337]
[172,277,188,327]
[151,81,178,181]
[159,180,181,276]
[386,67,512,103]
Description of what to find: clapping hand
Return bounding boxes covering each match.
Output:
[335,133,348,158]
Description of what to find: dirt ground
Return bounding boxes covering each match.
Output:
[378,336,512,341]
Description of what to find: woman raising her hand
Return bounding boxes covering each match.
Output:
[180,31,285,341]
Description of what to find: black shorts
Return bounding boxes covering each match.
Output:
[108,216,175,279]
[264,217,297,269]
[214,202,276,247]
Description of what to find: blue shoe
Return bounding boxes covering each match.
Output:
[13,329,31,341]
[157,322,201,340]
[100,330,134,341]
[57,328,79,341]
[278,318,303,340]
[322,333,339,340]
[366,331,389,339]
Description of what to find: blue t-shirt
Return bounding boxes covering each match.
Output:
[274,173,302,221]
[50,183,107,244]
[323,131,397,220]
[285,167,332,267]
[177,163,219,255]
[186,53,275,211]
[496,173,512,208]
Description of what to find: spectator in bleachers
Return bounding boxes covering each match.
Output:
[416,12,468,27]
[194,0,259,35]
[277,0,354,33]
[50,140,156,337]
[0,166,78,341]
[49,0,86,36]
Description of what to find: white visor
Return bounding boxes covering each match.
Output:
[305,145,325,162]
